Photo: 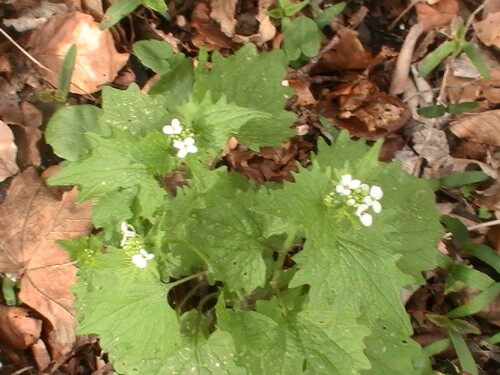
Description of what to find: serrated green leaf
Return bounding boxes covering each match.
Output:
[161,311,245,374]
[283,16,323,60]
[47,132,150,201]
[176,94,272,157]
[447,101,479,115]
[45,105,105,161]
[133,39,175,74]
[91,189,136,230]
[150,57,194,108]
[419,41,458,77]
[192,44,295,148]
[217,298,371,375]
[461,42,490,79]
[100,0,141,29]
[417,104,447,118]
[101,84,167,137]
[76,249,180,375]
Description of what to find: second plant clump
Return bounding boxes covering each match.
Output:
[46,41,443,375]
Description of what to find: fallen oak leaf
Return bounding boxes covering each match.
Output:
[0,168,92,358]
[0,120,18,182]
[450,109,500,147]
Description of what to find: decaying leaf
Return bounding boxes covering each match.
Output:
[28,11,129,94]
[0,306,42,350]
[415,0,459,31]
[210,0,276,45]
[318,77,410,139]
[0,168,92,357]
[450,110,500,147]
[2,0,68,32]
[0,120,18,182]
[474,12,500,48]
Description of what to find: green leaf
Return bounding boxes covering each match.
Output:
[45,105,105,161]
[447,328,478,375]
[441,215,470,243]
[419,41,458,77]
[283,15,323,61]
[440,170,489,187]
[421,338,451,357]
[417,105,446,118]
[447,101,479,115]
[461,42,490,79]
[192,44,295,148]
[464,243,500,273]
[149,57,194,108]
[142,0,167,13]
[314,2,346,28]
[283,0,309,17]
[161,311,245,374]
[133,40,176,74]
[101,84,167,137]
[76,249,181,375]
[100,0,142,29]
[58,44,76,101]
[91,189,136,230]
[217,298,371,375]
[447,282,500,318]
[176,94,273,157]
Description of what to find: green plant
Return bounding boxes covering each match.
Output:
[418,19,490,79]
[46,40,443,375]
[417,102,479,118]
[100,0,167,29]
[268,1,346,63]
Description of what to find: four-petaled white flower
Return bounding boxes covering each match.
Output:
[120,221,136,247]
[173,137,198,158]
[162,118,182,135]
[131,249,155,268]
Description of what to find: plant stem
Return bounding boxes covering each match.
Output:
[270,227,298,290]
[166,271,206,290]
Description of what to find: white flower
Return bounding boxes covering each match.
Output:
[359,213,373,227]
[120,221,136,247]
[372,200,382,213]
[162,118,182,135]
[370,185,383,200]
[173,137,198,158]
[363,196,374,206]
[341,174,352,185]
[361,183,369,192]
[347,198,356,206]
[131,249,155,268]
[355,204,369,217]
[348,179,361,189]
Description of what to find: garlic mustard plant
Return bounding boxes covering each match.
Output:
[46,42,443,375]
[324,174,384,226]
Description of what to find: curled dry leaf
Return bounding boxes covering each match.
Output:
[210,0,276,45]
[0,120,18,182]
[415,0,459,31]
[0,305,42,350]
[474,12,500,48]
[0,168,93,358]
[318,77,410,140]
[450,110,500,147]
[28,11,129,94]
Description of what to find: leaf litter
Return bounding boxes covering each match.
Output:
[0,0,499,373]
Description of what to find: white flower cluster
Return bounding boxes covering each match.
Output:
[162,118,198,158]
[120,222,155,268]
[325,174,383,227]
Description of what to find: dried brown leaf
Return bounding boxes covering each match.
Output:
[474,12,500,48]
[0,306,42,350]
[0,168,93,357]
[415,0,459,31]
[450,110,500,146]
[28,11,129,94]
[0,120,18,182]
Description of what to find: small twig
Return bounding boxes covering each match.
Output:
[11,367,34,375]
[388,0,421,31]
[464,0,491,35]
[0,26,55,73]
[287,35,340,79]
[467,219,500,232]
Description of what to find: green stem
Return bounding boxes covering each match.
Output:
[166,271,206,290]
[270,227,298,290]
